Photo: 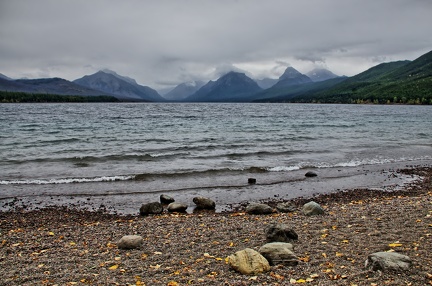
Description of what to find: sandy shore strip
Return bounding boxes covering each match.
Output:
[1,166,431,285]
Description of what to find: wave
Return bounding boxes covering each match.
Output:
[2,152,190,165]
[3,156,430,186]
[0,175,135,185]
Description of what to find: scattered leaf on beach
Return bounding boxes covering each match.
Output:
[270,272,284,280]
[150,264,161,269]
[388,243,403,247]
[322,253,327,258]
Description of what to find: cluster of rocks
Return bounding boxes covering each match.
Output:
[244,200,324,216]
[139,194,215,215]
[228,201,412,276]
[228,222,300,275]
[122,189,413,278]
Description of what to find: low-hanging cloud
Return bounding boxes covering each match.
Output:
[1,0,431,90]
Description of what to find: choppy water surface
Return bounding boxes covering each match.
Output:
[1,103,431,213]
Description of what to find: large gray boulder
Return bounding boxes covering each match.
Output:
[193,196,216,210]
[167,202,188,213]
[228,248,270,275]
[302,201,324,216]
[139,202,164,215]
[266,223,298,243]
[245,203,274,215]
[160,194,175,204]
[259,242,299,266]
[365,252,412,272]
[117,235,143,250]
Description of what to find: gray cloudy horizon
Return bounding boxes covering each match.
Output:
[1,0,431,90]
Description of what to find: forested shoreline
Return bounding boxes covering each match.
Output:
[0,91,119,103]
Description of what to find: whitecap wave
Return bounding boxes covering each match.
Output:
[0,175,135,185]
[268,166,301,172]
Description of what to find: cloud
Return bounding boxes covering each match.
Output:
[1,0,431,89]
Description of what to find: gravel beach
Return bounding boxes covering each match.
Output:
[1,166,431,285]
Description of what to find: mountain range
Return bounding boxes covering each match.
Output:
[185,71,262,102]
[73,70,164,102]
[1,49,431,104]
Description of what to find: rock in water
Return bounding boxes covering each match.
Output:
[160,194,175,204]
[117,235,143,250]
[365,252,412,272]
[266,223,298,242]
[259,242,299,266]
[193,196,216,209]
[139,202,164,215]
[302,201,324,216]
[228,248,270,275]
[167,202,188,213]
[305,171,318,177]
[245,203,274,215]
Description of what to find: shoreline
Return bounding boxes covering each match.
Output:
[2,160,431,215]
[0,166,431,285]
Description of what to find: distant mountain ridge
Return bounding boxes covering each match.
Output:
[0,77,111,96]
[287,50,432,104]
[0,73,12,81]
[74,71,164,102]
[163,81,205,101]
[185,71,262,102]
[272,67,312,88]
[1,49,431,103]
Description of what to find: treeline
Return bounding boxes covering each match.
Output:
[288,82,432,104]
[289,94,432,105]
[0,91,119,103]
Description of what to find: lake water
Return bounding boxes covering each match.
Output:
[1,103,431,213]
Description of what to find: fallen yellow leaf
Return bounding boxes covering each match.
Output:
[48,232,54,236]
[108,264,119,270]
[388,243,403,247]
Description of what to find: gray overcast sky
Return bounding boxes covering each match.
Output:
[1,0,431,90]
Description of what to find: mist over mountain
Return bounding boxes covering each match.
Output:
[1,49,431,103]
[272,67,312,88]
[74,71,164,102]
[163,81,206,101]
[286,50,432,104]
[255,78,278,89]
[186,71,262,102]
[306,68,339,82]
